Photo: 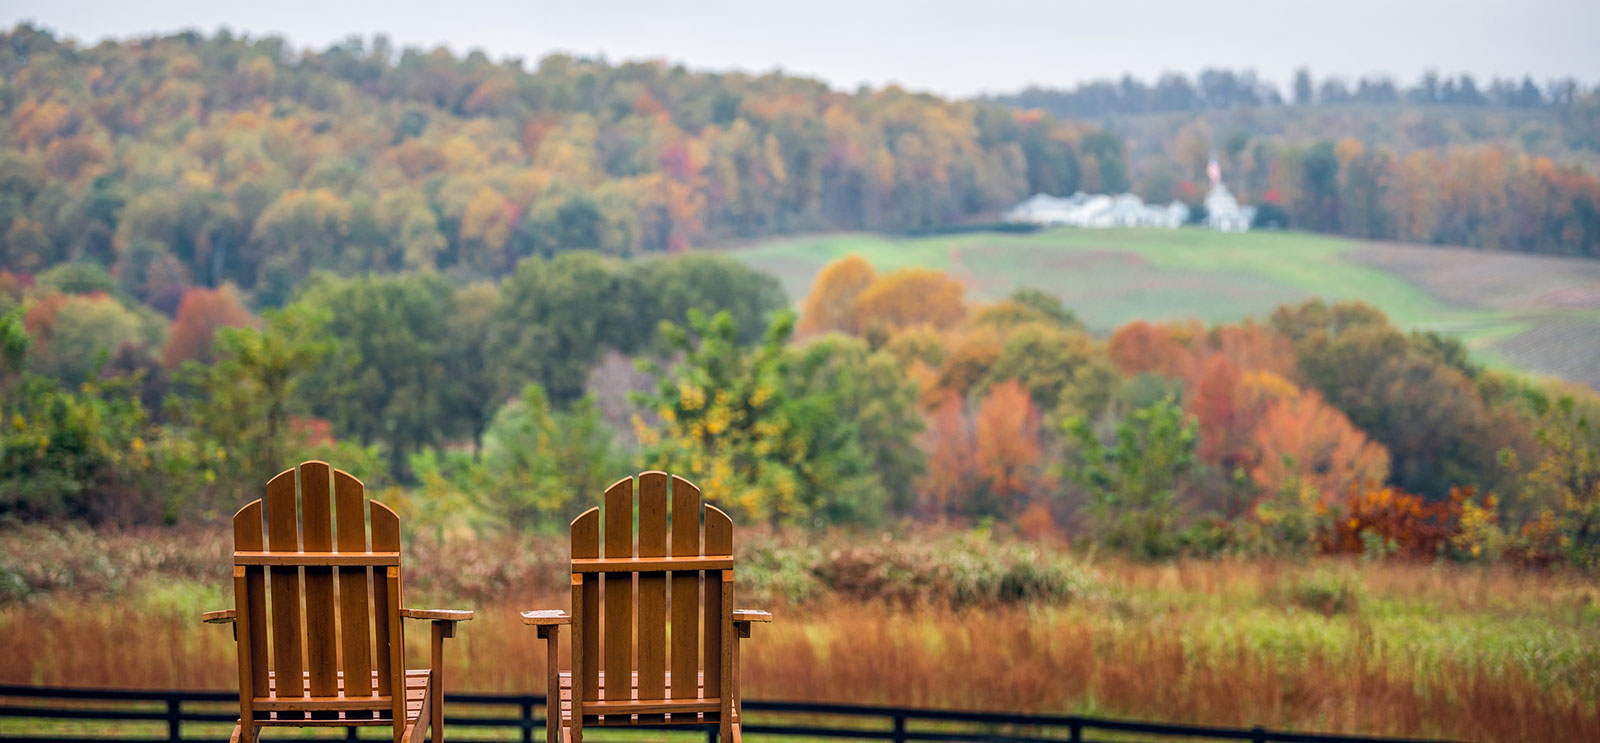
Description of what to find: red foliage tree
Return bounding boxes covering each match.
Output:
[974,379,1051,511]
[161,285,255,367]
[1322,485,1468,559]
[917,388,975,518]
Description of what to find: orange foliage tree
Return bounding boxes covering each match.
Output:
[973,380,1052,514]
[797,254,877,335]
[916,380,1052,520]
[1251,381,1392,507]
[161,285,256,367]
[849,268,967,336]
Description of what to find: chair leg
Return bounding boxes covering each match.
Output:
[229,722,259,743]
[538,625,561,743]
[431,620,447,743]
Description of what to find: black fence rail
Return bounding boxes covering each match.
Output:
[0,685,1460,743]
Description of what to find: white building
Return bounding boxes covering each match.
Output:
[1204,182,1255,233]
[1006,191,1188,230]
[1004,192,1091,225]
[1006,157,1255,233]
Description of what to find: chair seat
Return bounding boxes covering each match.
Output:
[557,671,735,726]
[231,669,432,741]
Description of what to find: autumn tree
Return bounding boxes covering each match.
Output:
[634,309,883,527]
[973,379,1051,517]
[849,268,967,337]
[918,388,976,518]
[797,254,877,335]
[162,285,255,367]
[1249,379,1392,506]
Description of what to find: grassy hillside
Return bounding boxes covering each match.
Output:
[730,228,1600,387]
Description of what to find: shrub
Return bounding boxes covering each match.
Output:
[1321,484,1468,560]
[1270,570,1363,616]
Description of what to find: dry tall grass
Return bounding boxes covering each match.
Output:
[2,527,1595,743]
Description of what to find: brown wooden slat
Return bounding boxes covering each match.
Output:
[299,461,337,707]
[702,505,732,702]
[251,696,392,711]
[718,568,735,743]
[602,477,634,704]
[263,467,304,716]
[370,500,402,706]
[584,699,718,715]
[669,475,700,701]
[636,472,669,717]
[234,552,400,566]
[570,508,600,706]
[570,556,732,572]
[334,469,373,701]
[253,717,397,728]
[231,500,266,731]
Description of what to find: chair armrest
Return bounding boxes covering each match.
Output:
[520,609,571,626]
[202,610,236,624]
[400,608,475,621]
[733,608,770,638]
[733,609,771,623]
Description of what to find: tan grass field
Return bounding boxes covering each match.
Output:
[2,532,1595,743]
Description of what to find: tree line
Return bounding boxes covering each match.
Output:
[988,67,1598,118]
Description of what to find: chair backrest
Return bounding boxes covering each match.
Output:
[231,461,405,728]
[569,471,734,723]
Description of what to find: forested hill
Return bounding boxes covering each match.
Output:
[0,24,1096,305]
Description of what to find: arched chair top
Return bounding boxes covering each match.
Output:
[232,460,399,564]
[569,471,732,569]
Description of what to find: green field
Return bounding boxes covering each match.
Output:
[730,228,1600,388]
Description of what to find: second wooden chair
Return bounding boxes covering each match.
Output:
[522,471,771,743]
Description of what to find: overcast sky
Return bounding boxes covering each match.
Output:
[7,0,1598,98]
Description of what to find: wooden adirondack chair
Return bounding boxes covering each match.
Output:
[201,461,473,743]
[521,471,772,743]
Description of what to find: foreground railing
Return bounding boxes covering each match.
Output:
[0,684,1460,743]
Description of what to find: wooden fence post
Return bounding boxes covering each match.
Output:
[166,697,181,742]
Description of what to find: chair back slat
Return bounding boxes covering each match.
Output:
[263,469,305,717]
[571,508,601,703]
[232,500,270,698]
[369,500,401,700]
[669,475,701,701]
[701,505,733,700]
[602,478,635,706]
[334,470,373,704]
[636,472,670,719]
[369,500,404,729]
[299,462,338,710]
